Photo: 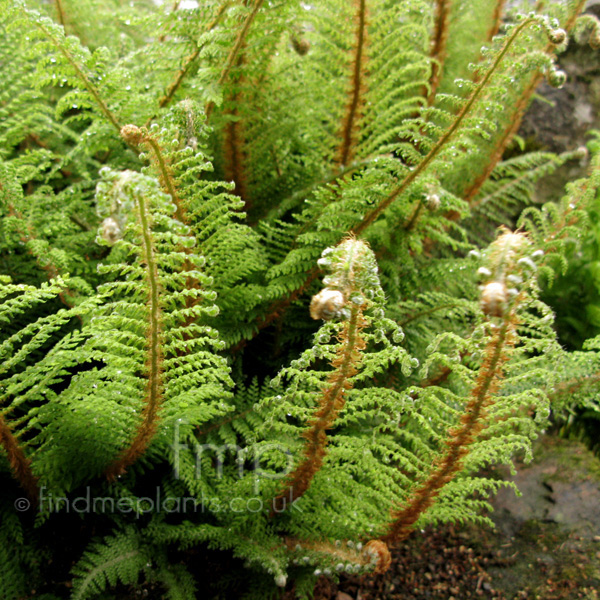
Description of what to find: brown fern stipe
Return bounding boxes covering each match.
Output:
[223,53,249,204]
[382,313,517,544]
[53,0,67,29]
[486,0,507,43]
[286,537,392,574]
[353,14,536,237]
[336,0,369,167]
[105,186,164,481]
[28,15,122,135]
[426,0,452,107]
[121,125,188,223]
[272,304,366,513]
[155,1,231,115]
[205,0,264,119]
[0,415,39,502]
[382,230,529,544]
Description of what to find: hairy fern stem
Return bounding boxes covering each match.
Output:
[29,16,122,134]
[426,0,452,106]
[53,0,66,29]
[143,132,187,223]
[224,53,249,204]
[0,414,39,502]
[105,190,164,480]
[337,0,368,167]
[272,304,366,513]
[354,15,536,236]
[205,0,264,118]
[382,312,517,544]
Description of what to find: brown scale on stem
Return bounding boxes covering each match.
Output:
[121,125,188,224]
[381,231,529,544]
[53,0,67,30]
[336,0,369,168]
[272,237,376,513]
[272,305,367,513]
[120,125,202,340]
[0,415,39,503]
[468,0,507,89]
[104,181,164,481]
[382,307,518,544]
[223,52,250,205]
[285,537,392,575]
[426,0,452,107]
[486,0,507,44]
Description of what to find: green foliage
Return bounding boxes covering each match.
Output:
[1,0,600,598]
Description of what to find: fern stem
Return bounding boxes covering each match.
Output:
[382,314,516,544]
[53,0,66,29]
[224,53,249,204]
[353,16,536,236]
[143,134,187,223]
[463,94,533,206]
[105,191,164,480]
[272,304,365,513]
[286,537,391,574]
[564,0,587,31]
[0,414,39,502]
[486,0,507,43]
[461,0,586,206]
[30,17,122,134]
[205,0,264,118]
[403,200,424,232]
[548,371,600,402]
[337,0,368,167]
[469,0,507,87]
[156,1,231,113]
[426,0,452,107]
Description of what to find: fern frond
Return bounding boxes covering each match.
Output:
[70,526,149,600]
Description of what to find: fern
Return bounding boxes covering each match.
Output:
[1,0,600,597]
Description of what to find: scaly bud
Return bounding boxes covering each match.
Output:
[548,28,567,45]
[120,124,144,146]
[363,540,391,574]
[480,281,508,318]
[310,288,346,321]
[547,67,567,89]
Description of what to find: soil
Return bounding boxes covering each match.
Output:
[309,436,600,600]
[294,17,600,600]
[299,18,600,600]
